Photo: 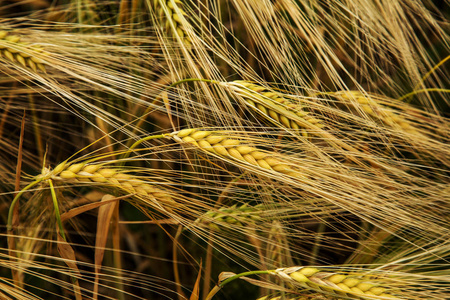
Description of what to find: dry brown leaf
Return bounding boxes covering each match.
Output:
[60,194,128,223]
[93,194,118,300]
[57,234,82,300]
[189,261,202,300]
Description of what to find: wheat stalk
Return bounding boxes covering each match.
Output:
[155,0,191,46]
[0,30,46,72]
[169,129,309,179]
[223,81,325,137]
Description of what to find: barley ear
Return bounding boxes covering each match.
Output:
[170,129,309,180]
[226,81,325,138]
[155,0,192,47]
[275,267,396,299]
[46,162,177,212]
[0,30,47,72]
[193,203,264,231]
[333,91,419,135]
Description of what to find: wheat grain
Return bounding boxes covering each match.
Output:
[274,266,395,299]
[0,30,46,72]
[170,129,309,179]
[224,81,325,137]
[155,0,191,46]
[332,91,418,135]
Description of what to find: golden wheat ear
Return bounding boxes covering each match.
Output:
[193,203,264,231]
[170,129,310,179]
[155,0,192,47]
[256,295,327,300]
[208,267,398,300]
[329,91,419,135]
[47,161,177,209]
[273,267,394,299]
[225,81,325,138]
[0,30,47,72]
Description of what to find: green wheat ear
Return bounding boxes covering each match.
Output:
[193,203,264,231]
[0,30,47,72]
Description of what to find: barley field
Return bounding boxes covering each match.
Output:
[0,0,449,299]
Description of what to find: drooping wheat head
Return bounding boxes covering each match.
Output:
[273,266,395,299]
[155,0,192,47]
[37,161,178,214]
[329,91,419,135]
[0,30,47,72]
[169,128,310,180]
[223,81,325,138]
[193,203,264,231]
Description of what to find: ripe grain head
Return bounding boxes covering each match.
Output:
[0,30,47,72]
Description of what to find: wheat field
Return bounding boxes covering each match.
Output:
[0,0,449,299]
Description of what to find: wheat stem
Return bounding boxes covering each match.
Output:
[205,270,270,300]
[121,133,167,163]
[48,179,66,240]
[411,54,450,92]
[397,88,450,102]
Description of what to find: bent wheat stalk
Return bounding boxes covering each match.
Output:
[0,30,46,72]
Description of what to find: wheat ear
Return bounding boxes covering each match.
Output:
[162,78,379,169]
[155,0,191,46]
[257,295,327,300]
[193,203,264,231]
[274,267,395,299]
[41,161,175,208]
[209,267,395,300]
[0,30,46,72]
[170,129,309,179]
[224,81,325,137]
[332,91,418,135]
